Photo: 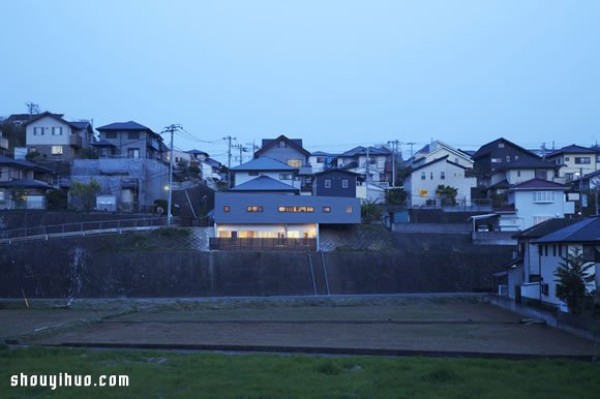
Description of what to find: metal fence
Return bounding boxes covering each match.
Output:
[0,216,180,244]
[209,237,317,251]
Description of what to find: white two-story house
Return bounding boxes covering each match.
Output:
[23,112,94,160]
[546,144,599,183]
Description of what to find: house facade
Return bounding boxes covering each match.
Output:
[231,157,299,189]
[211,192,361,250]
[546,145,599,183]
[0,155,54,209]
[404,156,476,207]
[24,112,94,160]
[313,169,359,197]
[334,146,392,186]
[96,121,164,161]
[412,140,473,169]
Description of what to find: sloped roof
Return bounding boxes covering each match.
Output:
[497,157,557,171]
[410,155,469,173]
[533,217,600,244]
[547,144,596,158]
[311,151,334,156]
[232,157,295,172]
[0,179,53,189]
[513,217,582,239]
[314,168,360,177]
[91,139,117,147]
[255,135,310,158]
[472,137,539,159]
[186,149,209,157]
[22,111,66,126]
[338,146,391,157]
[0,155,52,172]
[96,121,153,131]
[69,121,92,131]
[229,176,299,192]
[511,178,567,190]
[487,179,510,190]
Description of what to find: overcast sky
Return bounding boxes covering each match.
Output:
[1,0,599,163]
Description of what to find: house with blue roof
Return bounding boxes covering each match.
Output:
[24,111,94,160]
[211,192,360,251]
[96,121,165,161]
[230,156,300,189]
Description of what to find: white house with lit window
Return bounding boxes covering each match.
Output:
[24,111,94,160]
[230,157,300,189]
[545,144,600,183]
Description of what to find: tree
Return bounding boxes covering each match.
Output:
[361,200,383,223]
[70,178,101,211]
[46,189,68,210]
[385,188,407,205]
[435,185,458,206]
[554,246,595,314]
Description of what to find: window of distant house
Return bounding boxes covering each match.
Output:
[596,155,600,163]
[316,156,325,163]
[498,142,505,148]
[246,206,263,212]
[279,173,293,180]
[517,170,521,177]
[491,158,502,163]
[324,179,331,188]
[323,206,331,213]
[421,172,426,180]
[288,159,302,168]
[28,147,37,154]
[342,179,349,188]
[0,190,4,202]
[565,157,570,162]
[506,155,510,162]
[345,206,353,213]
[33,127,44,136]
[440,171,445,180]
[430,172,433,180]
[248,171,259,176]
[105,132,117,139]
[565,173,574,181]
[534,191,554,203]
[100,148,108,157]
[51,146,63,155]
[128,132,140,140]
[223,205,230,212]
[52,127,63,135]
[515,155,519,160]
[279,141,286,148]
[127,148,140,159]
[575,157,591,164]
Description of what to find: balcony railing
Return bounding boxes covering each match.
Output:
[210,237,317,251]
[69,134,83,148]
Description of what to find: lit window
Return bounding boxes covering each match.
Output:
[345,206,353,213]
[246,206,263,212]
[279,173,293,180]
[278,206,314,213]
[324,179,331,188]
[491,158,502,163]
[342,179,349,188]
[288,159,302,168]
[323,206,331,213]
[498,142,505,148]
[223,206,230,212]
[51,145,63,155]
[279,141,286,148]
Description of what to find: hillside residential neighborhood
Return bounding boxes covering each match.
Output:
[1,110,599,313]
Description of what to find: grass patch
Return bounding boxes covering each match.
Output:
[1,347,599,398]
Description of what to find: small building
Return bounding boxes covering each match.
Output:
[211,192,361,251]
[230,157,299,189]
[546,144,600,183]
[313,169,359,197]
[0,155,54,209]
[96,121,164,161]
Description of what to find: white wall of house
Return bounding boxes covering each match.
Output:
[550,153,599,182]
[26,116,73,146]
[233,171,298,188]
[356,182,386,204]
[406,161,476,207]
[413,143,473,169]
[510,190,575,230]
[309,155,327,174]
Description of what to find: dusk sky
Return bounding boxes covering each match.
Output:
[2,0,599,163]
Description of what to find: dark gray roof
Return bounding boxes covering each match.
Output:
[256,135,310,157]
[22,111,66,126]
[186,149,209,156]
[0,155,52,173]
[229,176,299,192]
[214,192,361,224]
[472,137,538,159]
[314,169,360,177]
[69,121,92,131]
[497,157,557,171]
[511,178,567,190]
[232,157,295,172]
[533,217,600,244]
[513,217,582,239]
[91,139,117,147]
[338,146,391,157]
[96,121,153,131]
[0,179,53,189]
[547,144,596,157]
[410,155,469,172]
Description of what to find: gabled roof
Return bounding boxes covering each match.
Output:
[310,151,333,156]
[229,176,299,192]
[497,157,557,171]
[533,216,600,244]
[338,146,391,158]
[69,121,92,131]
[22,111,70,127]
[0,179,53,189]
[96,121,154,132]
[186,149,209,157]
[0,155,53,173]
[255,135,310,158]
[512,217,582,239]
[231,156,295,172]
[314,169,360,177]
[487,179,510,190]
[472,137,539,160]
[546,144,596,158]
[410,155,469,173]
[510,178,567,190]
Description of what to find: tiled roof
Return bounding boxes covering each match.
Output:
[511,178,567,190]
[96,121,153,131]
[0,179,53,189]
[472,137,538,159]
[547,144,596,157]
[513,217,583,239]
[338,146,391,157]
[232,157,295,171]
[69,121,91,130]
[497,157,557,171]
[255,135,310,157]
[533,217,600,244]
[230,176,299,192]
[91,139,117,147]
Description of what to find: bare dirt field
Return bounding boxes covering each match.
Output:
[2,296,598,357]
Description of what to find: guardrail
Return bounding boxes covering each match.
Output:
[0,217,180,245]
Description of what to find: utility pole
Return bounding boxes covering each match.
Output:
[233,143,247,165]
[387,139,400,187]
[163,123,182,226]
[223,135,236,187]
[406,142,417,158]
[246,141,260,157]
[365,147,371,184]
